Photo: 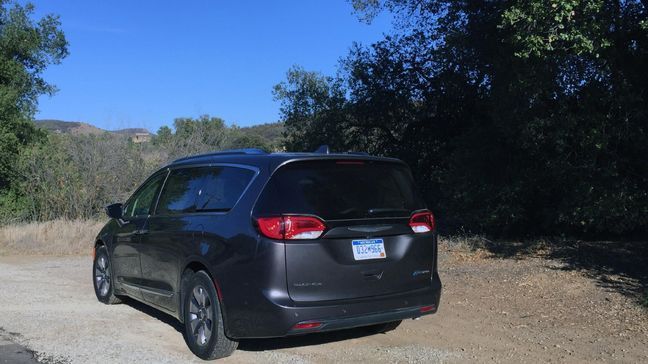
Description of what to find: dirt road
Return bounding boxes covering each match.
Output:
[0,243,646,363]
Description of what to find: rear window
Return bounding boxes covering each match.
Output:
[156,166,255,215]
[254,160,425,220]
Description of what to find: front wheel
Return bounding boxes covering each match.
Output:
[93,245,121,304]
[182,271,237,360]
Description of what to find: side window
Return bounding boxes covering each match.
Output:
[156,166,255,215]
[196,167,255,211]
[156,168,205,215]
[123,173,166,218]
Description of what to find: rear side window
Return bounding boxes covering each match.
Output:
[254,160,426,220]
[156,166,255,215]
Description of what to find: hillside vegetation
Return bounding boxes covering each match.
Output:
[6,116,284,222]
[0,0,645,240]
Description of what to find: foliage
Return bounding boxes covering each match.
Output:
[152,115,283,161]
[18,133,152,220]
[273,66,353,152]
[276,0,648,236]
[226,129,272,151]
[0,0,67,191]
[7,116,285,221]
[232,122,285,151]
[500,0,611,58]
[0,115,285,222]
[155,115,229,160]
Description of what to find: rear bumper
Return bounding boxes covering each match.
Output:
[287,304,437,335]
[225,272,442,339]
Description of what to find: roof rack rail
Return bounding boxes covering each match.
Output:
[173,148,267,163]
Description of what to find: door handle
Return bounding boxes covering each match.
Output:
[135,229,149,235]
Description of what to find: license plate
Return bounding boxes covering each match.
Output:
[352,239,386,260]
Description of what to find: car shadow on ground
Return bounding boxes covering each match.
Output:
[121,298,184,333]
[121,297,379,351]
[482,239,648,306]
[238,327,377,351]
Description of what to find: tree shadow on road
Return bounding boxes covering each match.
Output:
[481,238,648,306]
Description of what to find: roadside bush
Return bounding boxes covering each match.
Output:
[17,133,160,220]
[3,115,282,223]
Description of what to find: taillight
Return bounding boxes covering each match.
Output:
[420,305,436,313]
[256,217,283,239]
[257,215,326,240]
[292,321,322,330]
[409,211,435,233]
[284,216,326,239]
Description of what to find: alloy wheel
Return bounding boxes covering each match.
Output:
[188,286,213,346]
[94,254,111,297]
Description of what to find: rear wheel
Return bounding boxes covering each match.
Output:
[182,271,237,360]
[93,245,121,304]
[364,320,402,334]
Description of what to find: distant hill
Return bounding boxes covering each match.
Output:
[35,120,151,137]
[34,119,283,146]
[111,128,151,135]
[237,122,284,146]
[35,119,105,135]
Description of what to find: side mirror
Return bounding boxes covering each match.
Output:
[105,203,123,219]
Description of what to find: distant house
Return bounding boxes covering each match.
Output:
[131,133,151,143]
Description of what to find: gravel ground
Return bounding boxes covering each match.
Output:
[0,245,646,363]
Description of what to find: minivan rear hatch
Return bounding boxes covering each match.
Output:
[254,159,435,303]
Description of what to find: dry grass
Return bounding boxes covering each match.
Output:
[0,219,105,256]
[439,234,491,251]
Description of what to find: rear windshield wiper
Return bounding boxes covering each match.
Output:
[195,208,231,213]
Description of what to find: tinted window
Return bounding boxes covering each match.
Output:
[255,160,425,220]
[196,167,255,211]
[124,173,166,218]
[156,168,205,214]
[156,166,255,215]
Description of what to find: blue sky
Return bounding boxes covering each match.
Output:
[27,1,392,132]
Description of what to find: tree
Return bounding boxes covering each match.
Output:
[152,115,232,161]
[273,66,353,152]
[0,0,67,218]
[227,132,272,151]
[276,0,648,236]
[153,125,173,146]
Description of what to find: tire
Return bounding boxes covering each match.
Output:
[93,245,121,304]
[364,320,402,334]
[182,270,237,360]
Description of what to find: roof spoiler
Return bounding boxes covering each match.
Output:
[313,145,369,156]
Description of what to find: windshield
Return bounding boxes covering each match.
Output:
[254,160,426,220]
